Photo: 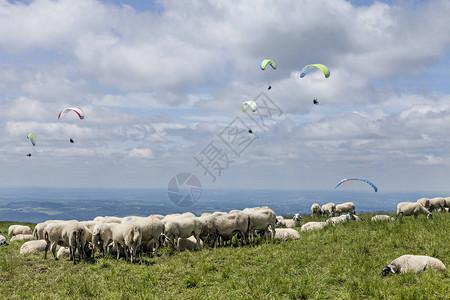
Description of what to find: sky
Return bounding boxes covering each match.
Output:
[1,0,450,192]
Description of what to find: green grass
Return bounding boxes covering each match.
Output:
[0,214,449,299]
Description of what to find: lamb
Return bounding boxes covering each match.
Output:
[213,212,250,246]
[0,235,8,246]
[10,234,36,241]
[134,217,165,256]
[371,215,396,221]
[272,228,300,241]
[301,222,328,232]
[396,202,432,220]
[44,222,88,264]
[8,225,32,240]
[311,203,322,217]
[382,255,446,276]
[111,221,142,263]
[428,197,446,212]
[321,203,336,217]
[335,202,355,215]
[164,217,203,251]
[20,240,48,254]
[242,207,277,241]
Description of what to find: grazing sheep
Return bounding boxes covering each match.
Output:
[178,236,204,251]
[283,214,302,228]
[272,228,301,241]
[8,225,32,240]
[134,217,165,256]
[10,234,36,241]
[301,222,328,232]
[428,197,446,212]
[1,235,9,246]
[111,222,142,263]
[335,202,355,215]
[198,214,218,244]
[321,203,336,217]
[213,212,250,246]
[44,222,88,264]
[371,215,396,221]
[242,207,277,241]
[396,202,432,220]
[326,214,354,226]
[416,198,430,210]
[92,223,118,256]
[164,217,203,251]
[33,220,76,240]
[311,203,322,217]
[20,240,48,254]
[382,255,446,276]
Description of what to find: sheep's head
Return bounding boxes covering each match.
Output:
[381,266,394,276]
[427,213,432,219]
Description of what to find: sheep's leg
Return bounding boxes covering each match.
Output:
[44,242,50,259]
[52,244,58,260]
[116,243,120,260]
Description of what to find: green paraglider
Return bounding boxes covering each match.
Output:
[300,64,330,78]
[260,59,276,70]
[27,133,36,146]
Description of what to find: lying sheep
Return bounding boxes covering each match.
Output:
[311,203,322,217]
[8,225,32,240]
[382,255,446,276]
[57,247,70,259]
[20,240,48,254]
[283,214,302,228]
[321,203,336,217]
[326,214,354,226]
[275,216,286,227]
[111,222,142,263]
[301,222,328,232]
[0,235,8,246]
[178,236,204,251]
[396,202,432,220]
[335,202,355,215]
[272,228,300,241]
[10,234,36,241]
[371,215,395,221]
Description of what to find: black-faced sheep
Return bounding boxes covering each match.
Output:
[382,255,446,275]
[311,203,322,217]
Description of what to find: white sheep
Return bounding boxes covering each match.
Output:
[111,221,142,263]
[44,222,88,264]
[134,217,165,256]
[0,235,8,246]
[321,203,336,217]
[300,222,328,232]
[272,228,300,241]
[275,216,286,227]
[335,202,355,215]
[213,212,250,246]
[311,203,322,217]
[371,215,395,221]
[396,202,432,220]
[382,255,446,276]
[148,214,165,220]
[283,214,302,228]
[178,236,204,251]
[428,197,446,212]
[92,223,118,256]
[57,247,71,259]
[8,225,32,240]
[33,220,75,240]
[10,234,36,241]
[20,240,48,254]
[93,216,123,224]
[326,214,354,226]
[416,198,430,210]
[164,217,203,251]
[242,207,277,241]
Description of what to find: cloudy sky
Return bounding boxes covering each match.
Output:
[1,0,450,192]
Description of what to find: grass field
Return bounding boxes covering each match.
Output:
[0,213,449,299]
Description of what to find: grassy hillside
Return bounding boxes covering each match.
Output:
[0,214,449,299]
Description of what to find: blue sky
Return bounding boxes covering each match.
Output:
[1,0,450,192]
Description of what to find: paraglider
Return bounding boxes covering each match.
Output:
[260,59,276,70]
[70,138,74,143]
[248,129,253,134]
[268,85,272,90]
[335,178,378,192]
[242,101,257,112]
[26,154,31,157]
[58,107,85,120]
[26,133,36,146]
[300,64,330,78]
[313,98,318,105]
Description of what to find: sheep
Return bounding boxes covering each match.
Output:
[416,198,430,210]
[10,234,36,241]
[8,225,32,240]
[311,203,322,217]
[44,222,88,264]
[178,236,204,251]
[79,220,98,232]
[33,220,76,240]
[396,202,432,220]
[57,247,70,259]
[335,202,355,215]
[300,222,328,232]
[213,212,250,246]
[134,217,165,256]
[111,222,142,263]
[321,203,336,217]
[242,207,277,241]
[93,216,123,224]
[428,197,446,212]
[277,214,302,228]
[371,215,396,221]
[275,216,286,227]
[164,217,204,251]
[92,223,118,256]
[148,214,165,220]
[0,235,8,246]
[20,240,48,254]
[198,214,218,244]
[382,255,446,276]
[444,197,450,211]
[272,228,301,241]
[326,214,355,226]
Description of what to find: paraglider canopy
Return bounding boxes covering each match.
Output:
[58,107,85,120]
[300,64,330,78]
[27,133,36,146]
[335,178,378,192]
[242,100,257,112]
[260,59,276,70]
